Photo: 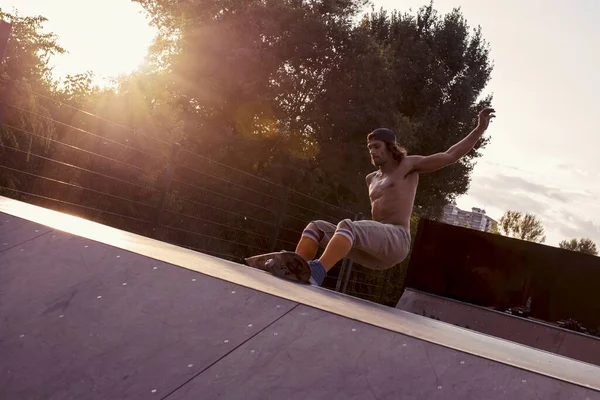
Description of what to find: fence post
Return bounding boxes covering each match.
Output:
[335,257,349,292]
[336,212,363,293]
[269,185,291,252]
[153,142,181,238]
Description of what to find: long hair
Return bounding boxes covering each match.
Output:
[387,142,407,163]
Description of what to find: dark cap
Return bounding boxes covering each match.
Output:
[368,128,397,144]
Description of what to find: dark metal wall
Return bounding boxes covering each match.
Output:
[406,218,600,335]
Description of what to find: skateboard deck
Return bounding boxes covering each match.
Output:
[244,251,312,284]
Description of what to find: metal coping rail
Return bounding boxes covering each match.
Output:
[0,187,290,254]
[0,187,153,225]
[0,184,296,256]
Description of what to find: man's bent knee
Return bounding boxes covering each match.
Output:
[302,220,326,244]
[336,219,353,231]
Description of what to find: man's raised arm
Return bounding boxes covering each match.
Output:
[408,107,495,174]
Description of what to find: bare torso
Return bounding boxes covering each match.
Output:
[366,157,418,230]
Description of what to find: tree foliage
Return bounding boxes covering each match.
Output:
[309,6,494,215]
[559,238,598,256]
[0,10,65,86]
[130,0,494,216]
[0,10,65,194]
[499,210,546,243]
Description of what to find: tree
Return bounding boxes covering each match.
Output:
[131,1,494,217]
[133,0,365,165]
[305,4,494,216]
[0,10,65,86]
[0,9,64,196]
[499,210,546,243]
[559,238,598,256]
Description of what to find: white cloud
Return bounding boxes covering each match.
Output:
[456,160,600,247]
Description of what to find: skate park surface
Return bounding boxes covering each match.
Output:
[1,196,599,400]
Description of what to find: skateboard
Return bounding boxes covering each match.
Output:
[244,250,312,284]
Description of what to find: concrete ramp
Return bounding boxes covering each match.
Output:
[397,288,600,367]
[1,196,599,400]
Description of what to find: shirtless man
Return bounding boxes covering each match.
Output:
[295,107,496,286]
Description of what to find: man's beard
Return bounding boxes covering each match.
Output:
[371,157,384,166]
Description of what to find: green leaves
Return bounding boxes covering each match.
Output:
[0,10,65,85]
[559,238,598,256]
[499,210,547,244]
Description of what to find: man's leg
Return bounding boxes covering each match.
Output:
[295,237,319,261]
[296,220,354,268]
[296,220,332,260]
[295,220,356,286]
[317,220,354,270]
[308,219,411,285]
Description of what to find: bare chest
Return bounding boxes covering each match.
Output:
[369,175,395,200]
[368,172,418,201]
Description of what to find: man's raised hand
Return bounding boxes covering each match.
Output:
[478,107,495,130]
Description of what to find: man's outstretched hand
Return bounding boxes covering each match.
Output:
[478,107,496,130]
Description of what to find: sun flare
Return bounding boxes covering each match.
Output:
[0,0,157,86]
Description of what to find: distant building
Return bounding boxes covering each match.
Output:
[440,204,498,233]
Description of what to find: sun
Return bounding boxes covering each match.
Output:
[0,0,157,86]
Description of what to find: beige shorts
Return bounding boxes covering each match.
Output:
[304,219,411,270]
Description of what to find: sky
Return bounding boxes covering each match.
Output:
[2,0,599,248]
[0,0,156,84]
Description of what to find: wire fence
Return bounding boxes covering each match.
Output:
[0,78,393,302]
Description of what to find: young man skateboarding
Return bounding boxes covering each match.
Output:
[296,108,496,286]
